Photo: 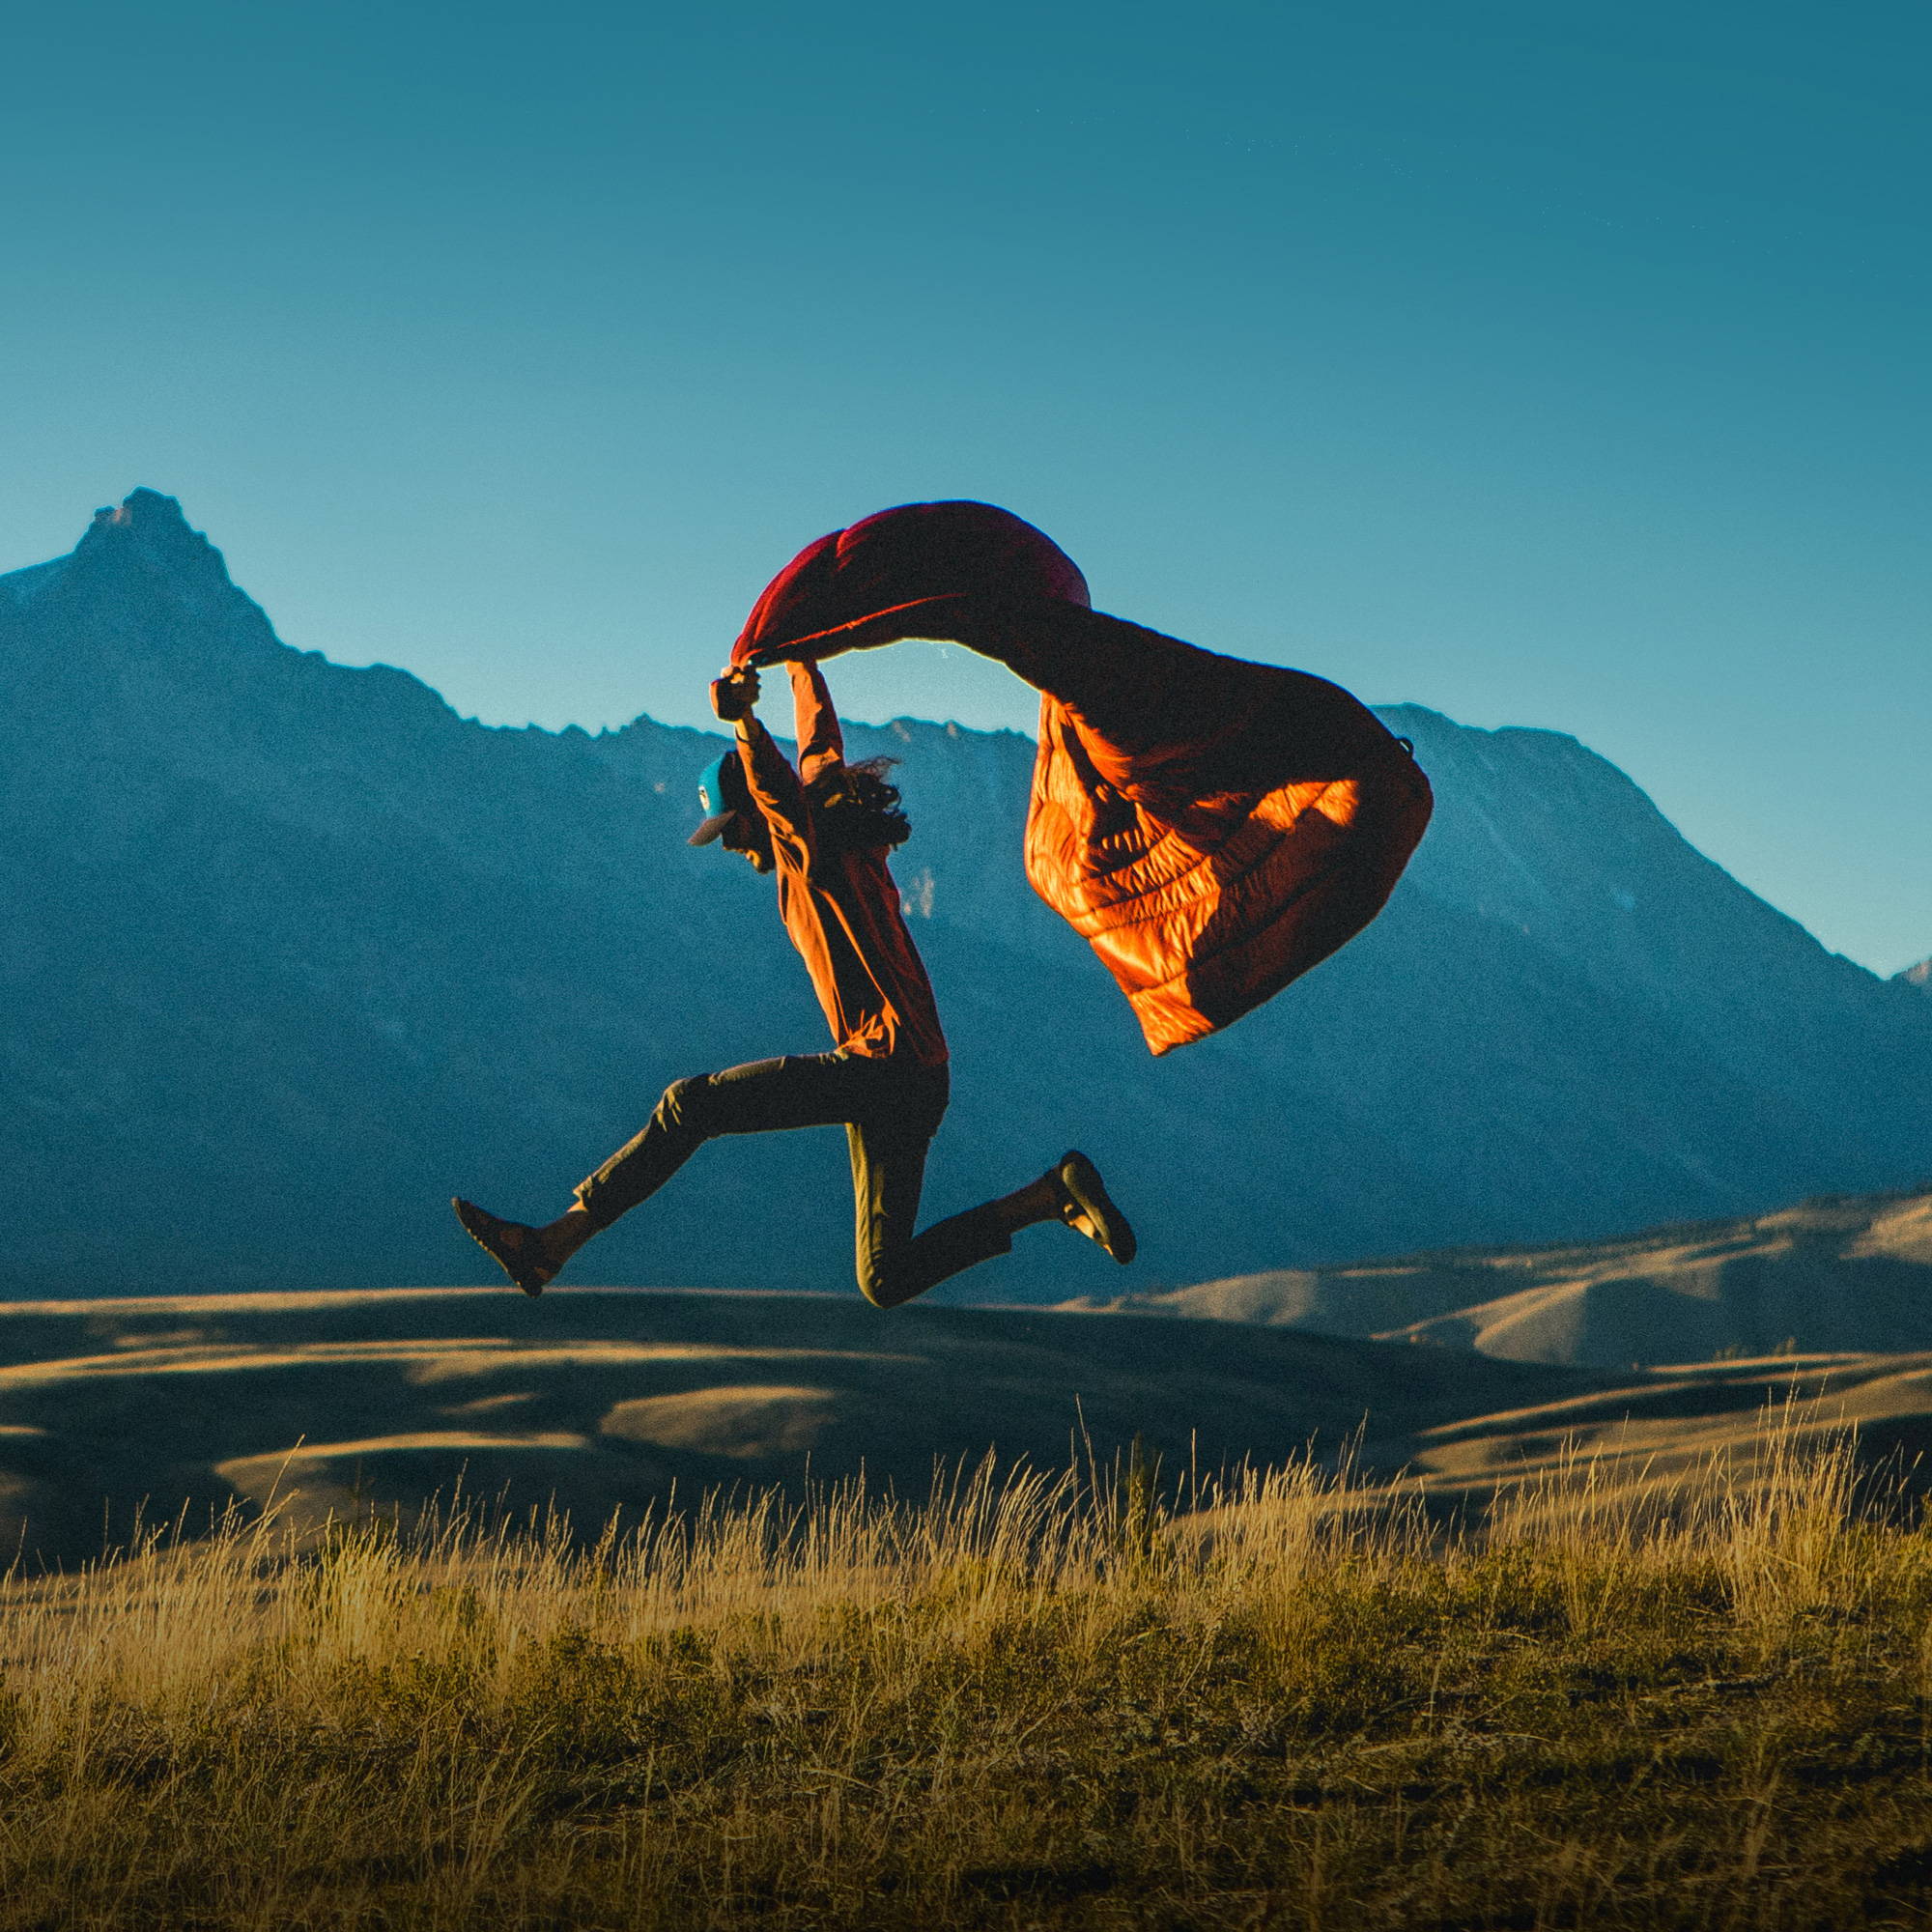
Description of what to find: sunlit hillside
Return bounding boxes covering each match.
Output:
[1074,1184,1932,1367]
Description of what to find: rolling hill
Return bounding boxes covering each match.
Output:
[4,1284,1931,1568]
[0,1284,1581,1565]
[1068,1184,1932,1367]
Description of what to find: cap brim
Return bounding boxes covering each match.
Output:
[688,812,735,847]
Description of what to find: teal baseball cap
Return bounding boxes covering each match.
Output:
[689,749,748,846]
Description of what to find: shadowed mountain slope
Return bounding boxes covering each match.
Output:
[1069,1185,1932,1368]
[3,491,1928,1297]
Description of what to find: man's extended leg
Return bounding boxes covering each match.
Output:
[851,1125,1138,1310]
[456,1053,878,1293]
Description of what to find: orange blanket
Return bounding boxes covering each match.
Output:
[736,502,1432,1055]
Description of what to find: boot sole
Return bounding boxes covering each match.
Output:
[452,1197,552,1296]
[1059,1152,1137,1265]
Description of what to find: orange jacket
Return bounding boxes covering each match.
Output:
[735,661,948,1067]
[735,502,1432,1056]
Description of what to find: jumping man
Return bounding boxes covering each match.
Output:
[452,657,1134,1304]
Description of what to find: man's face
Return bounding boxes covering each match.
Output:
[720,817,773,872]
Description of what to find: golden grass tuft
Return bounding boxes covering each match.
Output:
[4,1421,1932,1927]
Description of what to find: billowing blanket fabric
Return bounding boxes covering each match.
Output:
[735,502,1432,1056]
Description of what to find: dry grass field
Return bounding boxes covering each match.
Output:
[6,1423,1932,1930]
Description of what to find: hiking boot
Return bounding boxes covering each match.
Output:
[1055,1151,1137,1265]
[452,1197,555,1296]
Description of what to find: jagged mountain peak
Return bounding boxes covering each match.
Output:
[92,486,189,529]
[0,490,206,612]
[0,495,491,748]
[73,487,231,584]
[1899,958,1932,993]
[0,489,308,696]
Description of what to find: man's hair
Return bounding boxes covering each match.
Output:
[806,756,911,853]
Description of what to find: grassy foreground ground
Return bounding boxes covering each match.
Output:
[4,1436,1932,1929]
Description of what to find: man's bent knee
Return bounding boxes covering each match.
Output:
[653,1074,709,1135]
[859,1254,926,1311]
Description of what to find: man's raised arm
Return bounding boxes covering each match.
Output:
[711,667,812,867]
[789,659,845,786]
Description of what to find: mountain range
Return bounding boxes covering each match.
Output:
[3,489,1927,1299]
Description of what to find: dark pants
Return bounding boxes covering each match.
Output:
[573,1052,1016,1307]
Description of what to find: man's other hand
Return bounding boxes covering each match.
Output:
[710,666,761,722]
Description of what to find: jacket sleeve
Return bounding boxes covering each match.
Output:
[789,660,846,785]
[734,716,813,871]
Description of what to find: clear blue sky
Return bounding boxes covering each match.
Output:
[4,1,1926,973]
